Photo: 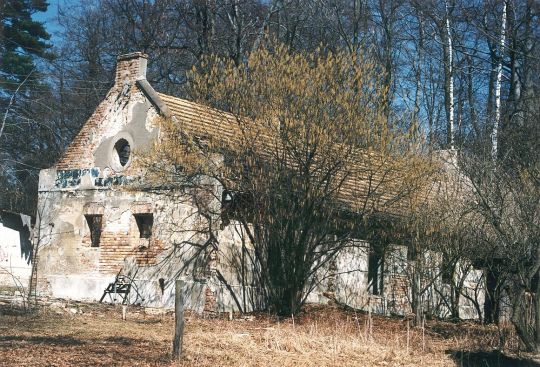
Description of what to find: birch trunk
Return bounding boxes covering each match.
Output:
[466,56,479,138]
[413,15,424,123]
[444,0,455,149]
[491,1,507,162]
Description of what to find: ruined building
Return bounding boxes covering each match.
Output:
[34,53,484,318]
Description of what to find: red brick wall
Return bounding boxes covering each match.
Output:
[81,227,163,274]
[56,97,112,170]
[56,53,148,170]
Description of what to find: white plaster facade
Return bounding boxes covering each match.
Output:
[0,211,33,295]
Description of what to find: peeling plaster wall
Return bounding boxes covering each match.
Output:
[37,163,486,318]
[34,53,214,308]
[382,245,409,315]
[452,260,485,320]
[333,242,371,309]
[306,243,485,319]
[318,243,409,316]
[36,183,260,312]
[34,54,248,312]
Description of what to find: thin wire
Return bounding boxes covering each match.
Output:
[0,80,111,89]
[0,73,113,84]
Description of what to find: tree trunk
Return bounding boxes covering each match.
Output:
[484,268,501,324]
[413,15,424,123]
[491,0,507,162]
[409,242,422,326]
[507,7,520,123]
[413,259,422,324]
[466,56,480,139]
[511,287,537,352]
[443,0,455,149]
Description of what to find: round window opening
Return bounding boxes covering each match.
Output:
[113,139,131,167]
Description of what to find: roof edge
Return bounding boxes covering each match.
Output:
[135,78,171,118]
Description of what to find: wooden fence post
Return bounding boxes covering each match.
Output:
[172,279,185,360]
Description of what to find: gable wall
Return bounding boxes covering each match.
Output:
[57,54,150,170]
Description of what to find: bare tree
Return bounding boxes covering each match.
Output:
[461,152,540,351]
[141,44,430,315]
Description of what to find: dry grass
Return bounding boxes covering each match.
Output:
[0,302,534,367]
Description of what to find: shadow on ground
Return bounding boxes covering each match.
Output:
[0,307,33,317]
[0,335,85,346]
[0,335,170,366]
[448,349,540,367]
[0,335,138,347]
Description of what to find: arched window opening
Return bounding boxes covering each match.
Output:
[114,139,131,167]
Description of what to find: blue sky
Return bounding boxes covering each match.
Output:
[33,0,65,43]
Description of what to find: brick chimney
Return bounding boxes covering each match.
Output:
[115,52,148,86]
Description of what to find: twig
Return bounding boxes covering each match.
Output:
[1,71,34,141]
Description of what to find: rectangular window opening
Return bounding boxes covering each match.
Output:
[368,247,384,296]
[85,214,102,247]
[221,190,254,226]
[134,213,153,239]
[441,254,454,284]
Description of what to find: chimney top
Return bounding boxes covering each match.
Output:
[115,52,148,85]
[117,52,148,62]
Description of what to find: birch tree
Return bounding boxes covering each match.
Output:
[490,0,507,162]
[443,0,455,149]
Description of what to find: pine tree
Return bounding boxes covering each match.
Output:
[1,0,52,85]
[0,0,52,213]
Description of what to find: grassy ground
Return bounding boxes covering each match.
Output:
[0,301,537,367]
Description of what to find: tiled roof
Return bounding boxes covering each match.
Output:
[157,93,438,216]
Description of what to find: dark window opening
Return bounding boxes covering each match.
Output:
[368,247,384,295]
[441,254,454,284]
[531,273,539,293]
[407,245,417,261]
[221,190,254,226]
[134,213,153,239]
[85,215,102,247]
[114,139,131,167]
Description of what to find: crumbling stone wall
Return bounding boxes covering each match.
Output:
[310,242,484,319]
[34,53,250,312]
[35,53,214,309]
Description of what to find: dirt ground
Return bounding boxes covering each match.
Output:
[0,301,538,367]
